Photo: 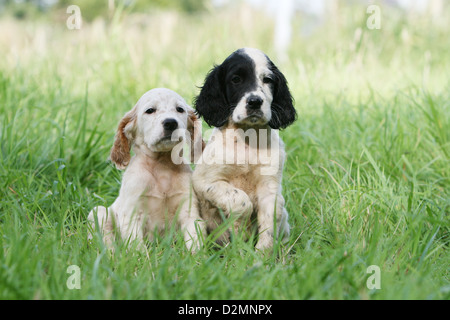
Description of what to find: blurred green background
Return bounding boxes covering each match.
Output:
[0,0,448,300]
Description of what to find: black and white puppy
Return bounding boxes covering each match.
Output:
[192,48,296,250]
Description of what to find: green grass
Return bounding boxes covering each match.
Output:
[0,5,449,299]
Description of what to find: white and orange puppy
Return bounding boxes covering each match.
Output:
[88,88,205,251]
[193,48,297,250]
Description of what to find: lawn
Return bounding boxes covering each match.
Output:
[0,4,448,300]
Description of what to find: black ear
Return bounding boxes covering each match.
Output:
[194,65,230,128]
[268,61,297,130]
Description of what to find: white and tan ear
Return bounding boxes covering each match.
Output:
[187,108,205,164]
[110,107,137,170]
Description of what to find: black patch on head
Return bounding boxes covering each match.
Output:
[195,49,258,128]
[222,50,258,109]
[266,58,297,129]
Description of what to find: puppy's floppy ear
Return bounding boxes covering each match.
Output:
[187,107,205,163]
[110,107,137,170]
[194,65,230,128]
[268,61,297,130]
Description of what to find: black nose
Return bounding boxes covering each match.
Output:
[247,95,263,109]
[162,118,178,131]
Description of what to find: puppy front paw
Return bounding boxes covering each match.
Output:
[224,188,253,216]
[255,232,274,251]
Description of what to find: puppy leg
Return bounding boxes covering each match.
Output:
[87,206,115,248]
[193,166,254,245]
[115,208,146,249]
[255,188,290,251]
[177,194,206,252]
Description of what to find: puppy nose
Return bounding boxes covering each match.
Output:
[247,95,263,109]
[162,118,178,131]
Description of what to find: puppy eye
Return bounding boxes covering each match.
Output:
[263,76,274,84]
[145,108,155,114]
[231,75,242,84]
[176,106,185,113]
